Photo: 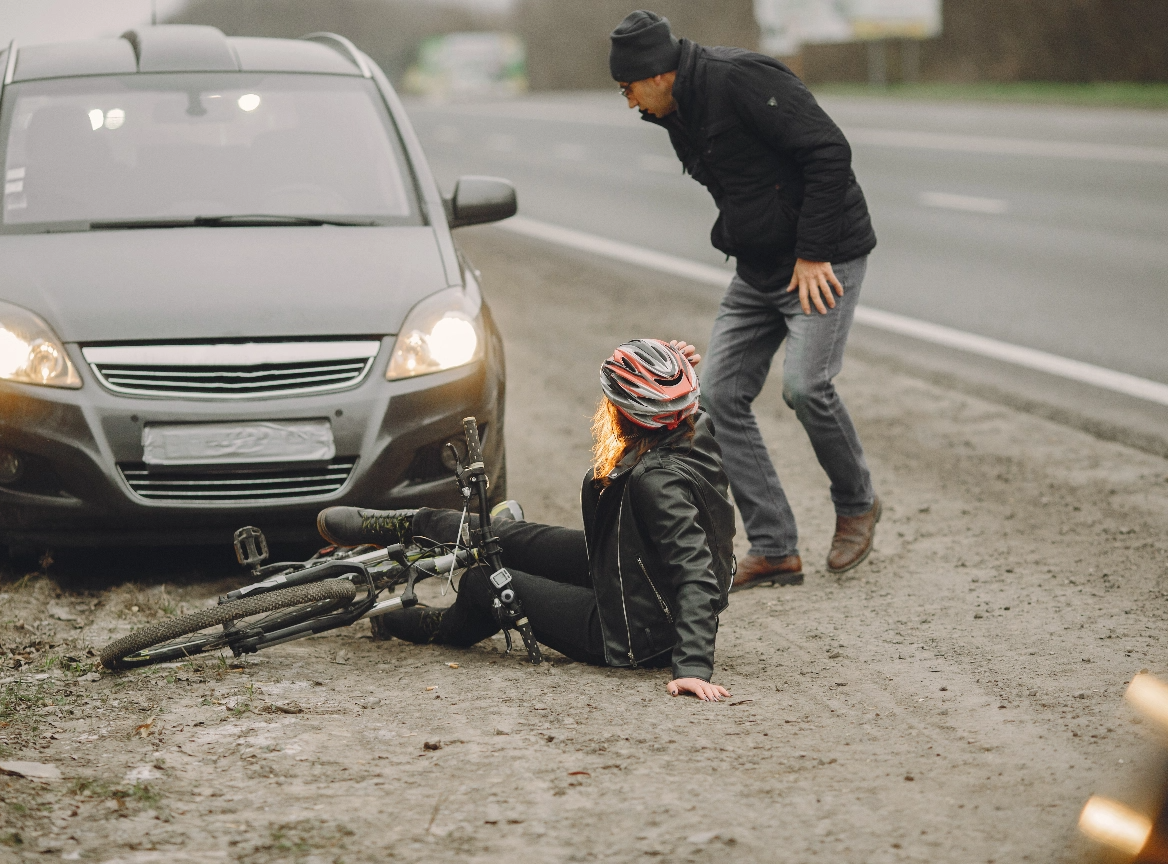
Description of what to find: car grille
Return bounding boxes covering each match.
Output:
[119,459,356,502]
[81,342,381,399]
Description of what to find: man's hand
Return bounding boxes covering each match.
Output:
[786,258,843,315]
[667,677,731,701]
[669,340,701,368]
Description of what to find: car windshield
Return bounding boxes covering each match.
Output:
[1,72,420,230]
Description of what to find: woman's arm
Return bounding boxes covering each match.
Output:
[630,469,725,689]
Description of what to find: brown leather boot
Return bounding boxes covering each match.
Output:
[827,497,881,574]
[731,554,803,592]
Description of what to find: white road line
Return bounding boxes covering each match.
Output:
[498,215,1168,408]
[847,127,1168,166]
[920,191,1010,214]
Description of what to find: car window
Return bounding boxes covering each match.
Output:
[0,72,422,230]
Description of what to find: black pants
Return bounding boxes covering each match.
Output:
[411,508,608,665]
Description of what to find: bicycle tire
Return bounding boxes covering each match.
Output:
[99,579,357,670]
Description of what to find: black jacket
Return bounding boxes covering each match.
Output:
[644,40,877,291]
[580,412,735,681]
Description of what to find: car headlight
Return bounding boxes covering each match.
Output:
[386,287,484,380]
[0,301,81,389]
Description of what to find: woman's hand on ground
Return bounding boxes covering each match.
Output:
[667,677,731,701]
[786,258,843,315]
[669,340,701,367]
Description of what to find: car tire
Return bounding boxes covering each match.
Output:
[4,544,44,574]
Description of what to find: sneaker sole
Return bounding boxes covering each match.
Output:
[316,510,347,547]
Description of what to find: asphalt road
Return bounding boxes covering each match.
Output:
[404,92,1168,387]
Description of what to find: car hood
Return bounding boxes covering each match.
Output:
[0,226,453,343]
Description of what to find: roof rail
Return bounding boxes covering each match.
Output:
[0,40,16,110]
[3,39,16,85]
[300,32,371,78]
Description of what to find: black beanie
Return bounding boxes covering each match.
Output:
[609,10,681,82]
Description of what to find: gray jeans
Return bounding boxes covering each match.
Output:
[701,256,874,559]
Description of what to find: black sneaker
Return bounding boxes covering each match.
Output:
[369,605,445,644]
[316,507,418,547]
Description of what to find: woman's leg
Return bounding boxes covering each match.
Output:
[411,508,590,588]
[437,565,606,665]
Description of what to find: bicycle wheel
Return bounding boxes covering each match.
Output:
[99,579,356,670]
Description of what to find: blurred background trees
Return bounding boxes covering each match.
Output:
[510,0,759,91]
[166,0,1168,90]
[799,0,1168,85]
[170,0,507,84]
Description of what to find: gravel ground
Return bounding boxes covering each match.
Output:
[1,227,1166,863]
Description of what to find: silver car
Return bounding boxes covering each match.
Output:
[0,26,514,557]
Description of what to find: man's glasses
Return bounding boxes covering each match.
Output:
[618,83,633,97]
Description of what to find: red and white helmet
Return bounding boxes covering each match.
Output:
[600,339,700,430]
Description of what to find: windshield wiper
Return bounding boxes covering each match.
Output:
[194,214,378,227]
[88,214,377,230]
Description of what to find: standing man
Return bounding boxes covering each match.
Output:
[609,11,880,588]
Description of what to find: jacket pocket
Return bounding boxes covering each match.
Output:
[637,557,674,624]
[721,187,799,256]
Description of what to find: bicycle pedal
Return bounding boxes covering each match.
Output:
[233,526,269,571]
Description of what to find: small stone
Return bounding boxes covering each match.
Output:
[130,605,140,613]
[1074,692,1087,699]
[359,697,382,709]
[494,726,511,736]
[939,686,947,691]
[686,831,718,845]
[904,775,914,782]
[334,650,350,665]
[423,740,442,751]
[266,701,303,715]
[79,672,100,682]
[0,761,61,781]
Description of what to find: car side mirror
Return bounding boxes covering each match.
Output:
[443,176,517,229]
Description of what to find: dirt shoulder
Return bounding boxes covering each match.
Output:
[2,228,1166,863]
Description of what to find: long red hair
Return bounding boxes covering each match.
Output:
[590,397,695,486]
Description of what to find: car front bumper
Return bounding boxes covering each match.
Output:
[0,336,504,548]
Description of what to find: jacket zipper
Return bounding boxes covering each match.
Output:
[615,499,637,667]
[637,557,673,624]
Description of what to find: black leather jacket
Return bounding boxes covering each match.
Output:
[579,412,735,681]
[644,40,877,291]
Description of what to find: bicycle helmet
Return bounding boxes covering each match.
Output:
[600,338,700,429]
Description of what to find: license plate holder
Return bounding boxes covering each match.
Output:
[142,419,336,466]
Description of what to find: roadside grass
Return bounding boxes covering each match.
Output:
[811,81,1168,110]
[70,777,167,815]
[242,820,355,863]
[0,680,50,751]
